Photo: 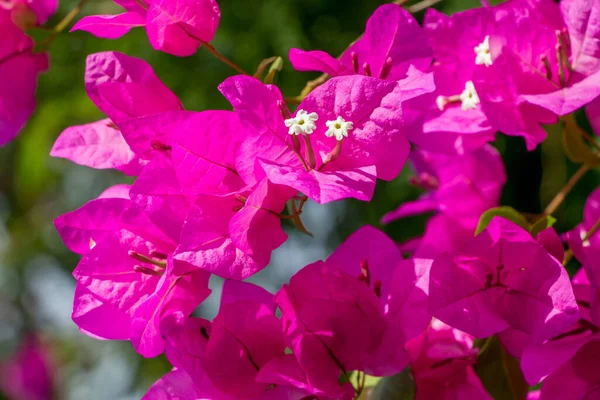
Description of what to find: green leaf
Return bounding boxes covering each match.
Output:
[562,116,600,166]
[370,367,415,400]
[475,207,530,235]
[529,215,557,237]
[474,336,529,400]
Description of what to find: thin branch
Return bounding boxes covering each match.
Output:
[544,164,590,216]
[407,0,443,13]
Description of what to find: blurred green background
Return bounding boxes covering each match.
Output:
[0,0,599,398]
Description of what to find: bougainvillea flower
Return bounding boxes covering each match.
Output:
[383,145,505,226]
[520,267,596,384]
[55,186,210,357]
[520,284,600,400]
[565,187,600,262]
[269,226,431,397]
[536,335,600,400]
[289,4,432,80]
[324,226,432,375]
[161,282,309,399]
[424,1,564,150]
[0,334,55,400]
[522,0,600,118]
[51,52,183,174]
[219,72,433,204]
[119,107,297,280]
[72,0,220,57]
[0,3,52,146]
[406,319,491,400]
[429,217,579,353]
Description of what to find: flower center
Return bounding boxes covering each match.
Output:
[459,81,480,110]
[325,116,353,141]
[474,36,492,67]
[128,250,167,276]
[284,109,318,135]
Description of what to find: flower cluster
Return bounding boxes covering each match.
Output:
[42,0,600,399]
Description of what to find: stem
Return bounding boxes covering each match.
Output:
[563,216,600,265]
[406,0,443,13]
[477,336,494,356]
[202,42,247,75]
[53,0,88,33]
[36,0,88,51]
[580,129,600,153]
[544,164,590,216]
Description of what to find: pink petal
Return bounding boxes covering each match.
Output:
[522,70,600,116]
[561,0,600,75]
[0,50,48,146]
[170,110,247,195]
[54,197,131,255]
[221,280,275,311]
[72,230,164,337]
[288,49,347,76]
[51,118,143,175]
[146,0,220,57]
[71,12,145,39]
[131,267,210,357]
[219,75,299,186]
[129,155,191,243]
[536,227,565,262]
[259,159,377,204]
[429,252,510,338]
[340,4,432,80]
[298,75,411,182]
[142,369,202,400]
[204,301,285,397]
[173,195,261,280]
[326,225,403,302]
[521,331,594,385]
[72,284,131,340]
[85,51,183,124]
[381,197,439,224]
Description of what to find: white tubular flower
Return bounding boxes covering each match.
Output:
[325,116,353,141]
[459,81,480,111]
[284,109,318,135]
[474,35,493,67]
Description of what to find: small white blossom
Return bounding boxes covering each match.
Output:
[325,116,353,141]
[459,81,480,111]
[474,35,493,67]
[284,109,318,135]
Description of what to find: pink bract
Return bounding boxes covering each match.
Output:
[219,73,433,204]
[52,52,183,174]
[406,319,491,400]
[72,0,220,57]
[289,4,432,80]
[0,4,50,147]
[429,216,579,354]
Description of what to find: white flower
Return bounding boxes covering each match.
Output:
[325,116,353,141]
[474,35,493,67]
[284,109,318,135]
[459,81,480,111]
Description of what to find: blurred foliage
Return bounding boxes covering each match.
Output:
[0,0,599,398]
